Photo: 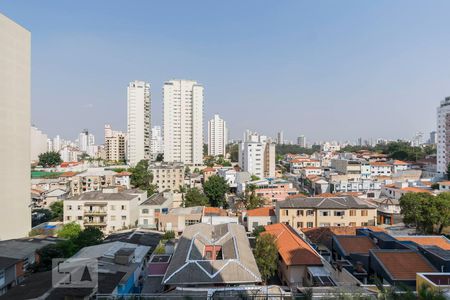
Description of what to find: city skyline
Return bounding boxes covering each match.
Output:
[1,1,448,142]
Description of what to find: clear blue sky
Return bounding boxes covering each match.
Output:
[1,0,449,143]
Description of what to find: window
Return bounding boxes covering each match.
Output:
[361,222,368,226]
[349,222,356,226]
[66,216,71,221]
[185,219,199,226]
[121,205,126,210]
[319,223,331,227]
[349,209,356,216]
[67,205,72,210]
[307,222,314,228]
[319,211,330,217]
[334,211,345,217]
[77,216,82,221]
[283,209,289,216]
[142,209,149,214]
[361,210,368,216]
[77,205,82,210]
[111,215,116,221]
[252,222,259,228]
[110,205,115,211]
[296,210,303,216]
[296,222,303,228]
[306,210,314,216]
[121,216,126,220]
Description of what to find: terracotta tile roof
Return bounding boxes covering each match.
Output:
[335,236,378,255]
[302,226,386,250]
[60,162,80,168]
[370,162,391,167]
[203,207,227,216]
[439,181,450,186]
[60,171,78,177]
[202,167,216,173]
[246,207,275,217]
[395,236,450,250]
[316,192,363,198]
[401,187,432,194]
[371,250,436,281]
[31,188,45,194]
[393,160,408,165]
[116,171,132,176]
[263,223,322,266]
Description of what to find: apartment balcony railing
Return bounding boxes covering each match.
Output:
[84,210,107,216]
[84,221,107,226]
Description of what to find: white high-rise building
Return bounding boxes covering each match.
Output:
[53,135,61,152]
[238,131,276,179]
[208,114,228,157]
[163,79,203,165]
[151,126,164,160]
[277,131,284,145]
[297,135,306,148]
[437,97,450,175]
[104,124,113,139]
[31,126,48,162]
[78,130,95,153]
[0,14,31,239]
[127,80,151,166]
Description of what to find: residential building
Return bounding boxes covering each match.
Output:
[208,114,228,156]
[150,125,163,160]
[30,126,48,163]
[429,131,437,145]
[138,191,174,229]
[162,223,261,287]
[0,14,31,240]
[158,206,204,234]
[201,207,238,225]
[276,196,377,228]
[243,207,276,232]
[382,182,433,200]
[370,161,392,176]
[297,135,306,148]
[277,131,284,144]
[163,79,203,165]
[238,131,276,178]
[149,162,185,192]
[69,168,130,196]
[437,97,450,175]
[290,158,320,174]
[238,179,298,204]
[63,188,146,233]
[78,129,95,153]
[391,160,411,173]
[0,256,21,295]
[105,125,126,162]
[202,167,217,182]
[263,223,324,288]
[127,80,151,166]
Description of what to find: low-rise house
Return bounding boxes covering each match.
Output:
[382,182,433,200]
[391,160,411,173]
[162,223,261,287]
[138,191,174,230]
[368,198,402,225]
[0,257,21,295]
[370,162,392,177]
[158,206,203,234]
[243,207,276,232]
[64,188,146,233]
[290,159,321,174]
[69,168,130,196]
[202,167,217,182]
[43,188,69,207]
[300,167,323,178]
[263,223,324,288]
[276,196,378,228]
[149,162,185,192]
[201,207,238,225]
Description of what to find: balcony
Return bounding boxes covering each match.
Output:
[84,221,107,227]
[84,210,107,216]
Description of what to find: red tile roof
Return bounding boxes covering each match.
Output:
[370,162,390,167]
[393,160,409,165]
[60,171,78,177]
[202,167,216,173]
[116,171,132,176]
[395,236,450,250]
[401,187,432,194]
[203,207,227,216]
[371,251,436,280]
[246,207,275,217]
[335,236,378,255]
[263,223,322,266]
[60,162,80,167]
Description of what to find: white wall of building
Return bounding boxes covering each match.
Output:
[31,126,48,162]
[208,114,228,156]
[163,79,203,165]
[437,97,450,175]
[0,14,31,239]
[127,80,151,166]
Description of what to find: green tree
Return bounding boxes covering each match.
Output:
[38,151,62,167]
[417,284,446,300]
[58,222,82,239]
[73,227,103,248]
[242,184,264,209]
[204,156,215,167]
[129,160,157,196]
[434,193,450,234]
[184,188,209,207]
[252,225,265,237]
[156,153,164,162]
[50,201,64,220]
[203,175,229,207]
[250,175,260,181]
[162,230,175,240]
[227,143,239,162]
[36,244,65,271]
[399,193,434,233]
[254,233,278,283]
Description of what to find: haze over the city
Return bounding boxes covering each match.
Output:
[2,0,449,142]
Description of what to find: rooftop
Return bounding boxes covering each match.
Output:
[334,236,378,256]
[246,207,275,217]
[370,250,436,281]
[394,236,450,250]
[163,223,261,285]
[69,190,138,201]
[264,223,322,266]
[140,192,169,206]
[0,238,54,259]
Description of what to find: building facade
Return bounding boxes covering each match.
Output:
[0,14,31,240]
[163,79,203,165]
[208,114,228,156]
[150,125,163,160]
[149,162,185,192]
[30,126,48,163]
[238,132,276,179]
[105,125,126,162]
[127,80,151,166]
[437,97,450,175]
